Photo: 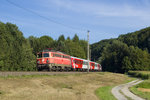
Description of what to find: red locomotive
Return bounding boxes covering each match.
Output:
[36,49,102,71]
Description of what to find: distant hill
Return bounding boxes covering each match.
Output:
[91,38,116,61]
[91,27,150,73]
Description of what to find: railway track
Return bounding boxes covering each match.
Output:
[0,71,94,77]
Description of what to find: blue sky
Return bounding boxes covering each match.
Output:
[1,0,150,43]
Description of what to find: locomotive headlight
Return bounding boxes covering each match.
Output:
[42,59,44,62]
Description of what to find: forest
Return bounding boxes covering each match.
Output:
[91,27,150,73]
[0,21,150,73]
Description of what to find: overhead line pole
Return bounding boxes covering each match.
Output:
[87,30,90,73]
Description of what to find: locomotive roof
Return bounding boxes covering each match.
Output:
[39,49,69,55]
[71,56,100,64]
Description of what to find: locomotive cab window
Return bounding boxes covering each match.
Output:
[63,55,70,59]
[43,53,49,57]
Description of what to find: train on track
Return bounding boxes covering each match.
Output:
[36,49,102,71]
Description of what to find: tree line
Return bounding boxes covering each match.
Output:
[0,22,36,71]
[91,27,150,73]
[1,21,150,73]
[0,21,87,71]
[28,34,87,59]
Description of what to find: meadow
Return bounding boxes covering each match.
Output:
[0,72,133,100]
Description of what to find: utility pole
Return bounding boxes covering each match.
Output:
[87,30,90,73]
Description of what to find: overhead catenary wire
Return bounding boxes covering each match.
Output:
[6,0,86,32]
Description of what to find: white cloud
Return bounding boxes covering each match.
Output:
[42,0,150,18]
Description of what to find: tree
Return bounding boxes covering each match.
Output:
[0,22,36,71]
[39,36,54,50]
[99,40,150,73]
[73,34,79,43]
[58,35,65,42]
[99,40,129,73]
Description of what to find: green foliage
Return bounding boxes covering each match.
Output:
[28,33,87,59]
[0,21,87,71]
[128,71,150,79]
[1,20,150,73]
[95,86,116,100]
[64,40,86,59]
[130,80,150,100]
[91,27,150,73]
[91,39,115,61]
[0,21,88,71]
[72,34,79,42]
[99,40,129,73]
[97,40,150,73]
[28,35,54,55]
[118,27,150,52]
[28,34,87,59]
[0,22,36,71]
[135,81,150,89]
[58,35,65,42]
[55,34,87,59]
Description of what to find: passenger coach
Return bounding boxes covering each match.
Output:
[71,57,102,71]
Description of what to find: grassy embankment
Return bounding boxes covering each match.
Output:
[128,71,150,100]
[128,71,150,79]
[0,72,133,100]
[95,73,135,100]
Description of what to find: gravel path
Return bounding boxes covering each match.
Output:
[112,79,145,100]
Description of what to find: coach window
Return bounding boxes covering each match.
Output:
[55,54,58,57]
[43,53,49,57]
[83,61,87,65]
[95,64,97,67]
[91,63,94,66]
[58,54,61,57]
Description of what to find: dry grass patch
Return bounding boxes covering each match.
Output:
[138,88,150,92]
[0,72,131,100]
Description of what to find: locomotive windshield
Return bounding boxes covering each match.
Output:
[37,53,49,58]
[43,53,49,57]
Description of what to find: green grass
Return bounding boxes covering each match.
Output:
[0,73,77,79]
[0,72,89,79]
[0,91,4,95]
[95,86,117,100]
[130,81,150,100]
[128,71,150,79]
[136,81,150,89]
[128,71,150,99]
[95,76,136,100]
